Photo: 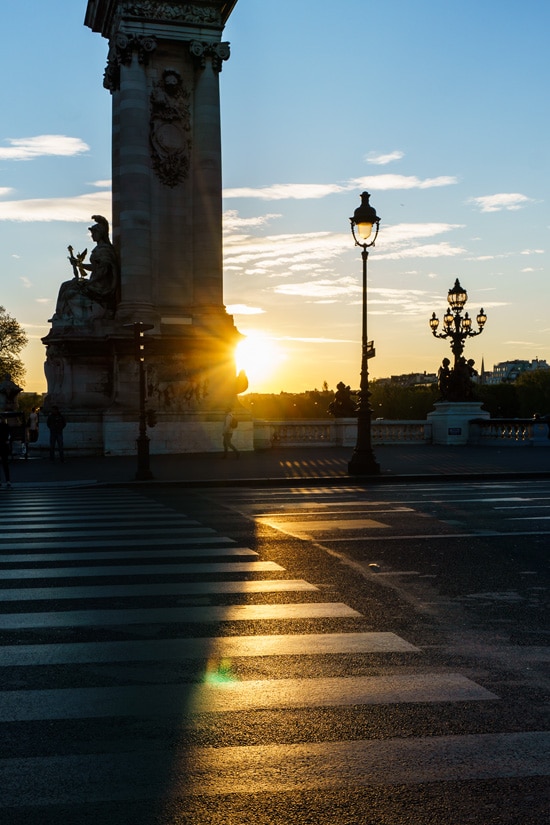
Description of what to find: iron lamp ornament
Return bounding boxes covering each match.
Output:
[429,278,487,364]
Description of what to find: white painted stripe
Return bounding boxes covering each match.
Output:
[0,500,184,510]
[0,480,98,489]
[0,632,417,666]
[1,518,195,531]
[189,672,496,712]
[0,499,171,508]
[0,494,154,502]
[0,535,236,550]
[185,732,550,794]
[0,546,257,562]
[0,579,316,603]
[250,507,413,516]
[0,673,495,722]
[0,492,168,500]
[0,732,547,806]
[0,501,180,509]
[0,508,168,517]
[0,602,359,629]
[324,530,550,542]
[0,526,213,540]
[0,561,284,578]
[259,518,389,534]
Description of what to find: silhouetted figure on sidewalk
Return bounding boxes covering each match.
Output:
[27,407,40,444]
[47,406,66,462]
[222,408,239,459]
[0,416,11,487]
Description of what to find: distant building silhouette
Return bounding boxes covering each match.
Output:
[485,358,550,384]
[375,372,437,388]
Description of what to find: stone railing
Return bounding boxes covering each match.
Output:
[372,420,428,444]
[270,421,332,446]
[254,418,430,449]
[255,417,550,449]
[469,418,550,446]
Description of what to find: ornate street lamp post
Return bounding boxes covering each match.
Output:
[348,192,381,476]
[429,278,487,367]
[429,279,487,402]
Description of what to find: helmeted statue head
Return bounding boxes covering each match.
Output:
[89,215,110,244]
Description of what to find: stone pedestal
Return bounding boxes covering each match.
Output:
[334,418,358,447]
[427,401,490,445]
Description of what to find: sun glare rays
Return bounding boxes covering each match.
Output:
[236,332,287,392]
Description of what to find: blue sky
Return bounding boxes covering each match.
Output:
[1,0,549,393]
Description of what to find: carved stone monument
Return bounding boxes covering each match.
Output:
[42,1,247,454]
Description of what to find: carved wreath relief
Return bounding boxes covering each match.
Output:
[149,69,192,188]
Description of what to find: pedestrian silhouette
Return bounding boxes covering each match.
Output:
[47,406,66,462]
[222,408,239,459]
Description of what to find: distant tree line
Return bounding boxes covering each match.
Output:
[239,371,550,421]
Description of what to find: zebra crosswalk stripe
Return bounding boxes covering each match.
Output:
[1,732,548,807]
[0,672,496,723]
[0,631,418,666]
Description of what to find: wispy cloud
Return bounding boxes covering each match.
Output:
[0,191,111,222]
[223,219,465,280]
[378,242,466,260]
[353,175,458,191]
[223,183,345,200]
[366,151,404,165]
[278,336,356,344]
[382,223,463,242]
[223,209,282,231]
[274,276,359,300]
[0,188,13,197]
[375,223,465,261]
[469,193,533,212]
[224,230,349,272]
[521,248,545,255]
[223,174,458,201]
[0,135,89,160]
[226,304,265,315]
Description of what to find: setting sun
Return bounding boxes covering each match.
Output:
[236,332,286,392]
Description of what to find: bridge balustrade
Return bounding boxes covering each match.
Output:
[255,418,550,449]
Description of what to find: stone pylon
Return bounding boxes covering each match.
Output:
[42,1,247,455]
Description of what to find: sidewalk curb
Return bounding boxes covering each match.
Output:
[91,469,550,489]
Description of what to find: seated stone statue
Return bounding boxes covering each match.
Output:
[51,215,118,326]
[437,358,451,399]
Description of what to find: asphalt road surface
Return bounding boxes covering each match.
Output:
[0,479,548,824]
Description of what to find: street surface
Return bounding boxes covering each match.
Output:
[0,479,548,823]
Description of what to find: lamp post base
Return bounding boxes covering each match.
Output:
[348,449,380,476]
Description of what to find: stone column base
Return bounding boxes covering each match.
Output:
[427,402,490,445]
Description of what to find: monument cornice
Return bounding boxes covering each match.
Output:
[85,0,237,37]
